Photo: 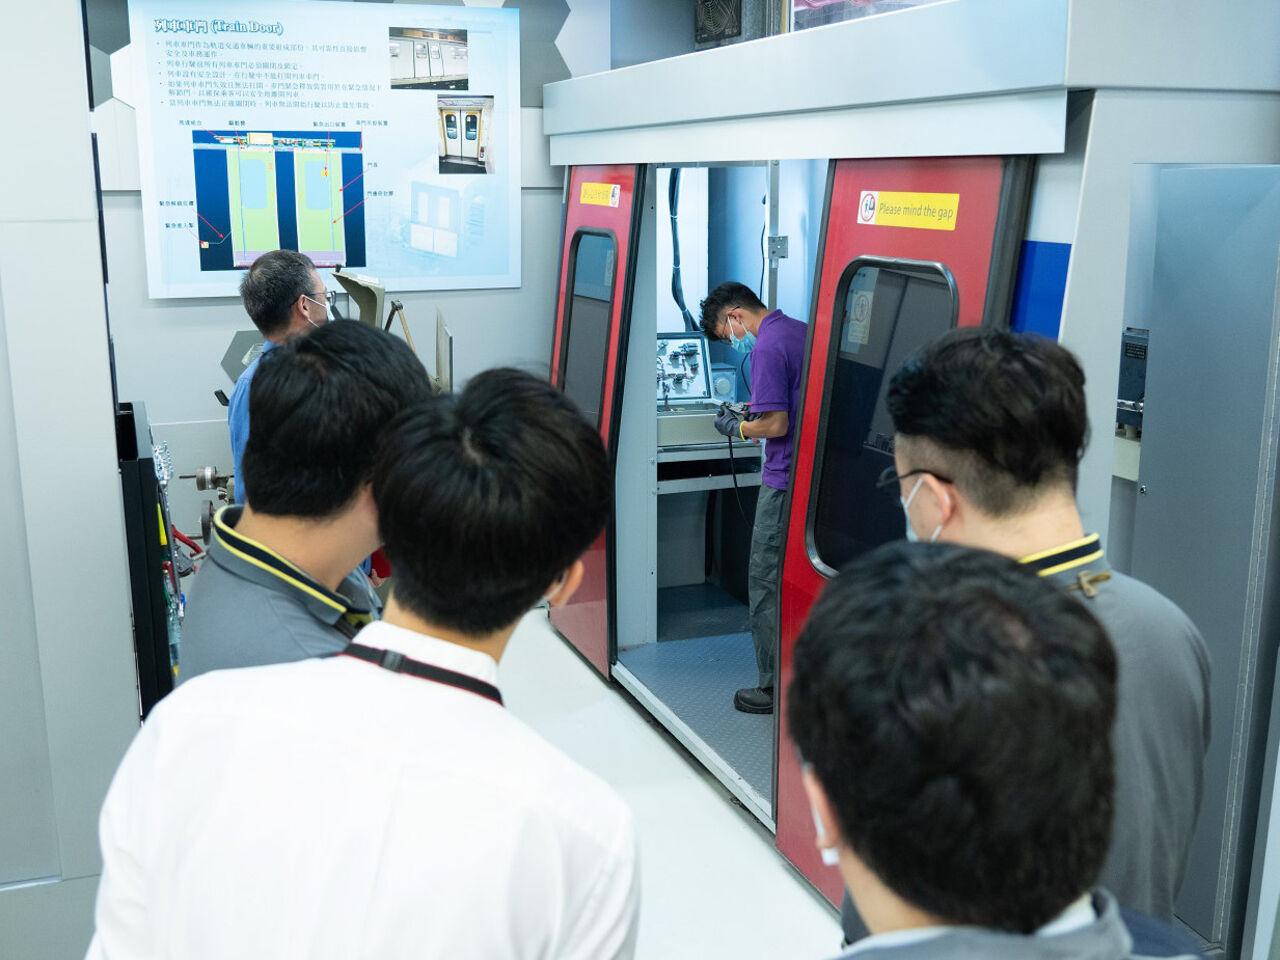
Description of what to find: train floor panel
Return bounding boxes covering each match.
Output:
[654,582,751,643]
[617,630,772,802]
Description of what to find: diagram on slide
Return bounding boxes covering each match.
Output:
[192,130,367,271]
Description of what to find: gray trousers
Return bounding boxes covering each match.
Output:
[748,484,787,690]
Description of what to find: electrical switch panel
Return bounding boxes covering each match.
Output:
[656,334,713,407]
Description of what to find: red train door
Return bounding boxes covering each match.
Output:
[549,165,646,677]
[775,157,1033,900]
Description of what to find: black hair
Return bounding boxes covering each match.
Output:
[699,281,765,340]
[788,541,1116,934]
[239,249,317,337]
[885,328,1088,515]
[372,368,610,636]
[243,321,431,517]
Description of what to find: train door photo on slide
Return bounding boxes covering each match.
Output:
[389,39,413,81]
[462,111,481,159]
[549,165,646,676]
[775,156,1032,898]
[442,111,459,158]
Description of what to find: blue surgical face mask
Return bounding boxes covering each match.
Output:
[900,475,945,543]
[726,314,756,355]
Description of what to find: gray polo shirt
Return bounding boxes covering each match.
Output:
[177,506,379,685]
[1032,536,1211,922]
[841,535,1211,940]
[830,890,1199,960]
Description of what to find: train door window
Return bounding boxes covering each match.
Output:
[465,113,479,140]
[560,231,617,428]
[809,259,958,573]
[445,113,458,139]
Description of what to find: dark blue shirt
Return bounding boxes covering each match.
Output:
[227,339,275,506]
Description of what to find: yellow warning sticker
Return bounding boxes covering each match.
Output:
[580,182,622,208]
[856,190,959,231]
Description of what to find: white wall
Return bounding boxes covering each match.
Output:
[708,166,768,300]
[0,0,142,955]
[776,159,826,323]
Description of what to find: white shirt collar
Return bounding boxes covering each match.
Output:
[1035,892,1095,937]
[840,892,1096,956]
[353,620,501,688]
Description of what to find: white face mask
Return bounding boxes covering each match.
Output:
[302,293,330,328]
[901,475,945,543]
[803,764,842,867]
[810,802,842,867]
[538,573,567,608]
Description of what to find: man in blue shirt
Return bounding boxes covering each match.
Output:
[228,249,332,505]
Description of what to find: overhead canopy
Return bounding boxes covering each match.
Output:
[543,0,1280,166]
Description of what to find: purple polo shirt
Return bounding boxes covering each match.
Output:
[749,310,808,490]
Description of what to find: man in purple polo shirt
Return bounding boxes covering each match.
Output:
[701,282,808,714]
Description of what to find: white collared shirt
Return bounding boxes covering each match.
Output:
[87,621,640,960]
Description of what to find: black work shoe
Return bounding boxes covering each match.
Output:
[734,686,774,714]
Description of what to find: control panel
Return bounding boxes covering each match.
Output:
[1117,326,1148,435]
[656,333,713,407]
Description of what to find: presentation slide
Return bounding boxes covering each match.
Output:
[129,0,520,299]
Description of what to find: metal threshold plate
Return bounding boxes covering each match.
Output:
[613,662,774,829]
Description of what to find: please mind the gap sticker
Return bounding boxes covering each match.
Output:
[580,182,621,207]
[857,190,959,230]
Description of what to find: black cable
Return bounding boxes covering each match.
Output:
[726,347,755,525]
[668,169,698,333]
[725,429,750,524]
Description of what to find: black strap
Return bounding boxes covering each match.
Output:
[341,642,504,706]
[1021,537,1102,575]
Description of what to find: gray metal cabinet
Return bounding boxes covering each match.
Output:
[1130,164,1280,957]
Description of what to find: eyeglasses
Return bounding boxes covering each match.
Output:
[876,465,954,489]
